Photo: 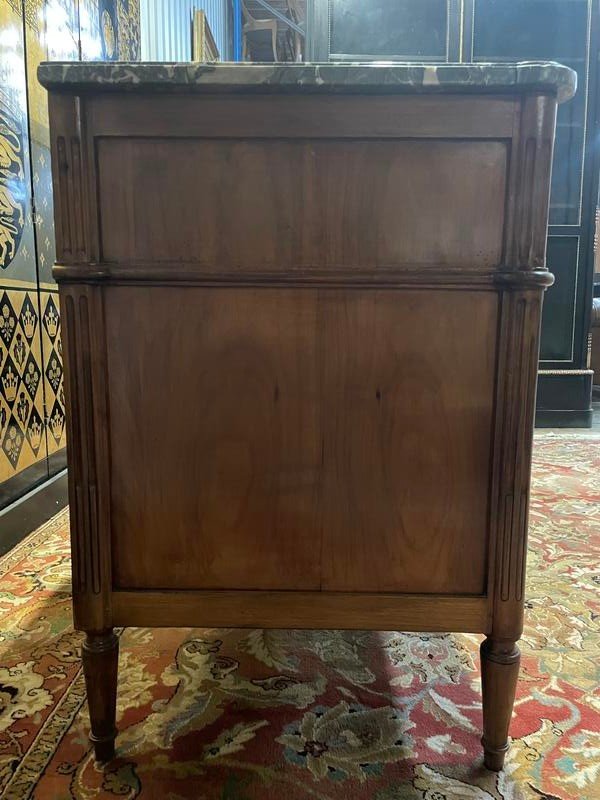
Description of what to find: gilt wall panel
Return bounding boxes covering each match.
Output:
[81,0,140,60]
[0,285,47,483]
[0,0,139,505]
[23,1,80,478]
[0,0,48,494]
[40,289,65,454]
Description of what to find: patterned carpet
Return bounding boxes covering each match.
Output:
[0,432,598,800]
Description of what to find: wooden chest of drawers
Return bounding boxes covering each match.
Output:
[39,61,575,770]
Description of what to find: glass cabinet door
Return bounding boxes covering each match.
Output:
[309,0,461,61]
[470,0,595,374]
[471,0,591,226]
[330,0,449,60]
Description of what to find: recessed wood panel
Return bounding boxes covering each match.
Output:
[106,286,497,594]
[107,286,322,591]
[87,95,516,139]
[319,290,498,594]
[98,138,508,269]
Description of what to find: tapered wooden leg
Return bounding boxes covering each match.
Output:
[481,637,521,772]
[82,630,119,762]
[480,637,520,771]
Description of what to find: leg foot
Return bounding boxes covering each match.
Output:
[82,630,119,762]
[91,735,115,763]
[480,637,520,772]
[483,744,509,772]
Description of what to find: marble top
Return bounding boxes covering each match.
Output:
[38,61,576,103]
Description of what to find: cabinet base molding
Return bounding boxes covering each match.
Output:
[536,370,593,427]
[110,590,489,632]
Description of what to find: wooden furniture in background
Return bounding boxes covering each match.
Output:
[192,10,220,62]
[286,0,304,61]
[242,0,278,61]
[39,61,575,772]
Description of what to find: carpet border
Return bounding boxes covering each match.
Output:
[1,668,87,800]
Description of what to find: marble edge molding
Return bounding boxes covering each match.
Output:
[37,61,577,103]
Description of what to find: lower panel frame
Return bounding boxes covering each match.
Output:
[111,590,489,633]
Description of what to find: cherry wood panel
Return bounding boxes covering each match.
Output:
[106,286,322,591]
[106,286,497,595]
[320,289,498,593]
[97,138,508,269]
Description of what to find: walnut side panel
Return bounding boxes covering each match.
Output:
[489,289,543,640]
[61,285,112,630]
[488,93,558,640]
[319,289,498,594]
[48,95,93,264]
[105,286,497,596]
[504,95,557,270]
[50,94,110,629]
[97,138,508,270]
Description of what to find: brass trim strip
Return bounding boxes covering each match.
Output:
[538,369,593,376]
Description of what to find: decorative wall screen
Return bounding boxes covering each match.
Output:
[0,0,140,507]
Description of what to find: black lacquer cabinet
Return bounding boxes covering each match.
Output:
[307,0,600,426]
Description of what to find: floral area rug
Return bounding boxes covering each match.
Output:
[0,432,598,800]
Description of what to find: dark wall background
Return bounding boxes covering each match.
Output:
[307,0,600,426]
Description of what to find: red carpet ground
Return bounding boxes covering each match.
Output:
[0,432,598,799]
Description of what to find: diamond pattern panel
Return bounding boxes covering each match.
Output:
[41,291,66,456]
[2,414,25,467]
[0,292,18,347]
[0,288,47,483]
[2,0,139,498]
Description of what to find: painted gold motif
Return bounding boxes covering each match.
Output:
[102,9,116,58]
[0,287,48,482]
[0,0,139,498]
[0,107,26,270]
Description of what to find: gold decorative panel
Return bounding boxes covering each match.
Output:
[1,0,46,499]
[0,285,47,483]
[81,1,140,61]
[0,0,139,504]
[40,289,65,454]
[0,104,26,272]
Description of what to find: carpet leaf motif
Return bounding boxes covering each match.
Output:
[0,432,598,798]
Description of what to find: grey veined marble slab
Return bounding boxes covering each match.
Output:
[38,61,576,103]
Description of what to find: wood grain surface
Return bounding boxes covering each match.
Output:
[98,138,508,269]
[105,286,497,594]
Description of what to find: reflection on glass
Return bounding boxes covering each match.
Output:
[0,25,27,108]
[1,21,28,272]
[46,0,79,61]
[330,0,448,59]
[80,1,103,61]
[0,106,26,271]
[242,0,306,62]
[540,237,579,360]
[473,0,589,225]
